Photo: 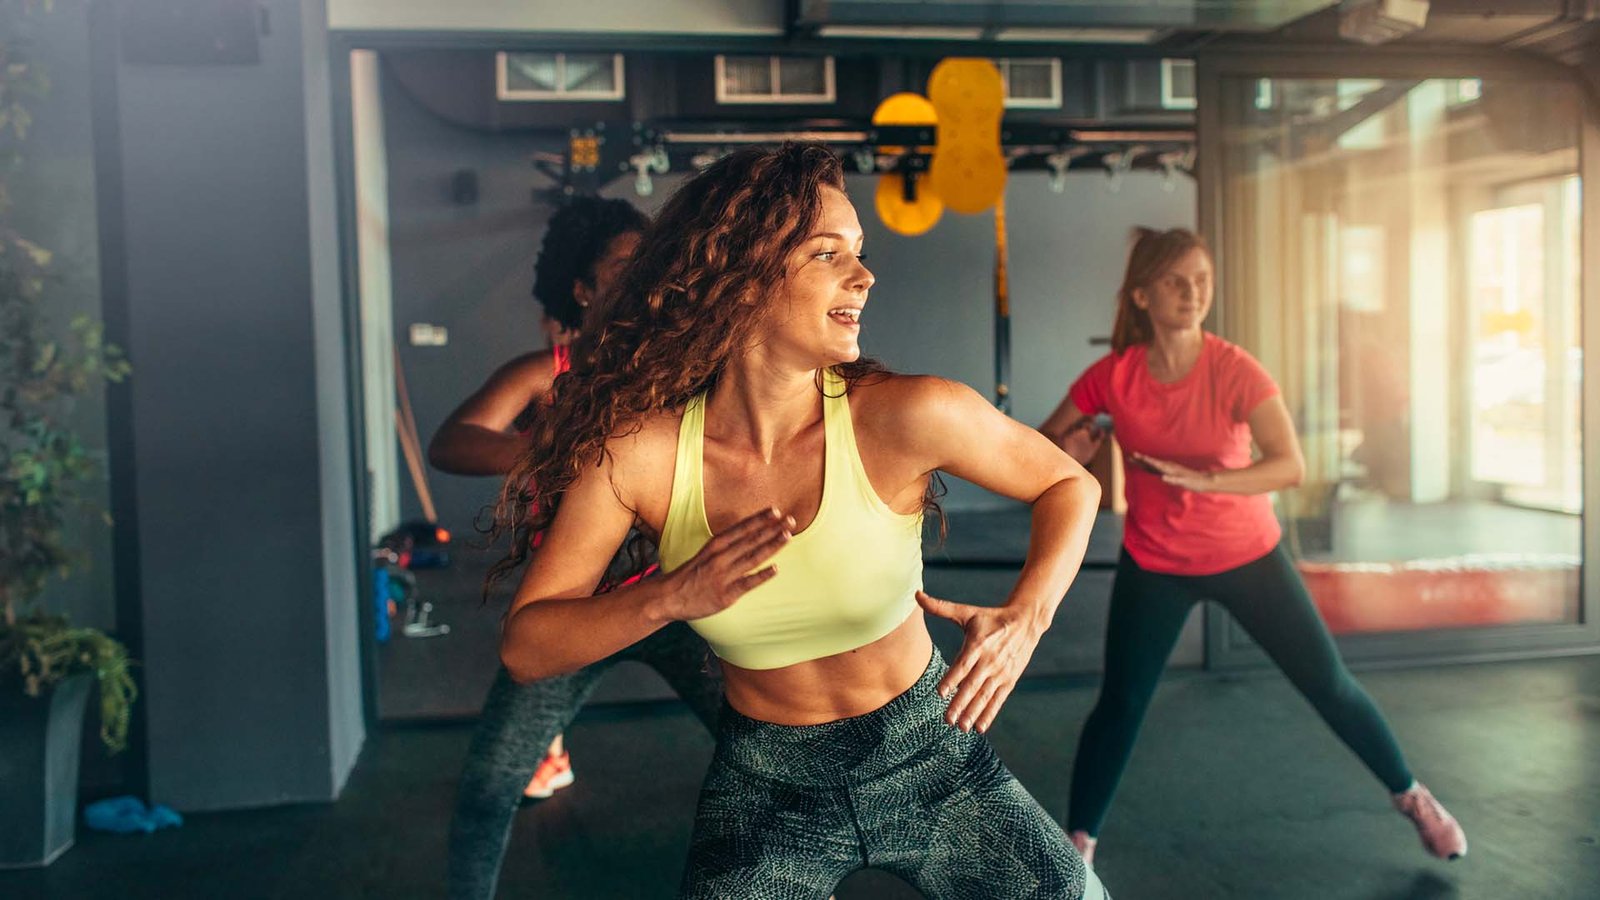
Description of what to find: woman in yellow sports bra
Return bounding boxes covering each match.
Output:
[494,143,1107,900]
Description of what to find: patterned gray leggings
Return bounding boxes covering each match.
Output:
[680,649,1105,900]
[447,621,724,900]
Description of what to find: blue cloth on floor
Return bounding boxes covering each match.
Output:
[84,796,183,834]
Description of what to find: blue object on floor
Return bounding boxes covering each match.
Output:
[373,567,392,643]
[84,796,184,834]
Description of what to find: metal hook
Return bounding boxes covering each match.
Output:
[1157,150,1183,192]
[1103,144,1142,193]
[629,152,656,197]
[1045,147,1089,194]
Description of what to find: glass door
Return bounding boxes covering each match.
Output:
[1196,53,1599,667]
[1464,177,1582,515]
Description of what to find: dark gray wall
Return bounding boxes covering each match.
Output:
[106,0,363,810]
[852,170,1197,508]
[17,1,115,633]
[381,69,1195,529]
[380,63,563,540]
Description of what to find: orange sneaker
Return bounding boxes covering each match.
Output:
[522,750,575,801]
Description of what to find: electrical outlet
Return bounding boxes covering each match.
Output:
[408,324,449,347]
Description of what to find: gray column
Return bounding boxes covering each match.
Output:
[104,0,364,810]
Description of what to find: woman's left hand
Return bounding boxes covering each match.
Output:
[916,591,1045,734]
[1130,452,1216,492]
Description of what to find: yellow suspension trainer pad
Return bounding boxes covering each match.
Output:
[871,93,943,236]
[926,59,1006,215]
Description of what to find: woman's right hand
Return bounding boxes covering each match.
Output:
[656,507,793,621]
[1058,416,1107,463]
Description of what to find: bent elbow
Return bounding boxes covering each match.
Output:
[499,619,545,684]
[426,432,452,471]
[1080,474,1103,506]
[1285,457,1306,489]
[500,640,543,685]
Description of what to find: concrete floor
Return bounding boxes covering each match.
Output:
[5,653,1598,899]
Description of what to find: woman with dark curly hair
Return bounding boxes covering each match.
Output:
[431,197,725,900]
[430,197,648,476]
[493,143,1108,899]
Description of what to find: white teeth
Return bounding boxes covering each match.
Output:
[828,308,861,321]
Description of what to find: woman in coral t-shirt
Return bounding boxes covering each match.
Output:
[1041,228,1466,866]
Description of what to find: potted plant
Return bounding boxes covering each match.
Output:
[0,0,137,868]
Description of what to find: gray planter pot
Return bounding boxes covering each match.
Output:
[0,672,92,868]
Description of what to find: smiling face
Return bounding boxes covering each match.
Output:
[755,186,875,368]
[1133,245,1213,334]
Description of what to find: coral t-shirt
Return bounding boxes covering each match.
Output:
[1068,333,1282,576]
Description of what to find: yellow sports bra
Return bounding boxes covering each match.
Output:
[658,368,924,670]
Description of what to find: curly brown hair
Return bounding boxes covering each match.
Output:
[486,142,940,593]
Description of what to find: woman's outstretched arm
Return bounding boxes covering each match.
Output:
[893,377,1101,733]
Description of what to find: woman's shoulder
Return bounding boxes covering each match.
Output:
[848,370,966,411]
[1201,333,1278,402]
[594,407,686,508]
[1203,332,1269,370]
[500,348,557,373]
[1087,347,1125,371]
[603,407,683,461]
[848,372,992,444]
[1203,331,1252,359]
[486,349,558,392]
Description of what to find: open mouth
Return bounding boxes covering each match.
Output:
[828,307,862,327]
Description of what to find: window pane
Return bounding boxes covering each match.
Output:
[1469,203,1546,487]
[562,54,616,94]
[1006,61,1056,102]
[1217,77,1583,635]
[1167,60,1195,100]
[721,56,773,96]
[776,57,827,96]
[504,53,558,93]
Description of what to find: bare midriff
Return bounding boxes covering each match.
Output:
[719,613,933,725]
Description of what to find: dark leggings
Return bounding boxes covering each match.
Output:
[681,648,1103,900]
[1067,544,1414,836]
[448,621,724,900]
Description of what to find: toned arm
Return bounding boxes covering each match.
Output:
[879,377,1101,731]
[427,351,555,476]
[499,423,792,683]
[1039,392,1106,465]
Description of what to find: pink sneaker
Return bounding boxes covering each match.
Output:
[1392,782,1467,860]
[1068,829,1097,867]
